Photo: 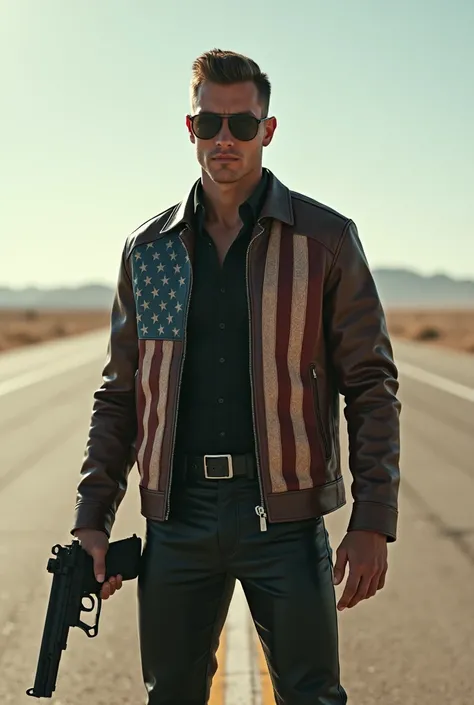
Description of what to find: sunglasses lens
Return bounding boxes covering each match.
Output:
[228,115,259,141]
[191,113,261,141]
[192,114,221,139]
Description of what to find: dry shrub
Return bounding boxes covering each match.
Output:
[24,308,39,321]
[51,323,67,337]
[414,326,442,341]
[7,330,42,346]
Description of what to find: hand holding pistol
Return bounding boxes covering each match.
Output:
[26,533,142,699]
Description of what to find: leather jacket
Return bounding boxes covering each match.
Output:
[71,170,401,541]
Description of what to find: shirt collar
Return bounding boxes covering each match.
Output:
[159,168,294,235]
[194,169,269,232]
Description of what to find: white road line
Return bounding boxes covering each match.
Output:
[0,350,104,398]
[224,582,261,705]
[1,335,473,409]
[397,361,474,403]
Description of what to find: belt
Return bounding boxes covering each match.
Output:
[183,453,257,480]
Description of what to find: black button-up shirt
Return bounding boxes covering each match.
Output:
[174,170,269,455]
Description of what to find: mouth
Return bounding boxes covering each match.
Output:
[212,155,240,162]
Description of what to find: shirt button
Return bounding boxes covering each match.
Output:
[218,397,224,404]
[219,322,225,330]
[220,287,225,294]
[219,431,226,437]
[219,357,225,363]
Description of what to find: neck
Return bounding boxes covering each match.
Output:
[201,167,263,228]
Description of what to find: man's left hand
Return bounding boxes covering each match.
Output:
[332,530,388,611]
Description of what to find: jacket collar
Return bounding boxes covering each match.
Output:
[160,168,294,234]
[194,167,269,230]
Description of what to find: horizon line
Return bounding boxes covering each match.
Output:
[1,266,474,291]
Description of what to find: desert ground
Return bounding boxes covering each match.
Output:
[0,307,473,354]
[0,309,110,352]
[385,308,474,354]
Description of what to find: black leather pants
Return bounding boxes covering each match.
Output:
[137,468,348,705]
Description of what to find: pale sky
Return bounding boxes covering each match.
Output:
[1,0,473,288]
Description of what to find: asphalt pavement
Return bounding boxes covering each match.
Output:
[0,329,472,704]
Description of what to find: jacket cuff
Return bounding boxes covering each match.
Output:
[71,503,115,538]
[347,501,398,542]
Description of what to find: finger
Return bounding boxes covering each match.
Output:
[92,550,106,584]
[346,574,371,609]
[337,570,362,611]
[347,572,376,608]
[366,573,380,599]
[105,576,123,597]
[333,548,348,586]
[100,581,111,600]
[378,564,388,590]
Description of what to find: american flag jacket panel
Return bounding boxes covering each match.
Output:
[72,170,401,542]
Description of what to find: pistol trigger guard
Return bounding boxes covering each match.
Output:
[77,593,102,638]
[81,594,95,613]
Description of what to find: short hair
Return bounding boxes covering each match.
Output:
[190,48,271,116]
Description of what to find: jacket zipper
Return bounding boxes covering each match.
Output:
[310,365,331,461]
[165,229,193,520]
[246,222,268,532]
[164,225,267,528]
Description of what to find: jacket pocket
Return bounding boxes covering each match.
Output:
[309,364,331,461]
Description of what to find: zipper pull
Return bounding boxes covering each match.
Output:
[255,505,267,532]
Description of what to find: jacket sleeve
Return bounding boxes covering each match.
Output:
[324,220,401,541]
[71,244,138,537]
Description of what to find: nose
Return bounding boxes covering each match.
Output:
[215,117,234,147]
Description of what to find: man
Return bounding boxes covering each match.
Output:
[71,49,401,704]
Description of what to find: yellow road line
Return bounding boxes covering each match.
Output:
[209,596,274,705]
[209,624,226,705]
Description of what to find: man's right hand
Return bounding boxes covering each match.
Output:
[73,529,123,600]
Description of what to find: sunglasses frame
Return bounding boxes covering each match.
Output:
[187,112,272,141]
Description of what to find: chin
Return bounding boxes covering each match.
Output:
[207,165,242,184]
[212,172,242,184]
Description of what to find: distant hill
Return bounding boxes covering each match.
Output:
[0,269,473,309]
[372,269,474,307]
[0,284,114,310]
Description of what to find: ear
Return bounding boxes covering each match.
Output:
[262,117,277,147]
[186,115,196,144]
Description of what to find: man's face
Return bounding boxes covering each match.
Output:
[186,81,277,184]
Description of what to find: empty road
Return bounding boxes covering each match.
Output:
[0,329,472,704]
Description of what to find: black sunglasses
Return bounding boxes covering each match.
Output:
[188,112,271,142]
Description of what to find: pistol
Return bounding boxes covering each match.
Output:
[26,533,142,699]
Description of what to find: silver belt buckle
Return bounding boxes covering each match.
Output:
[203,454,234,479]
